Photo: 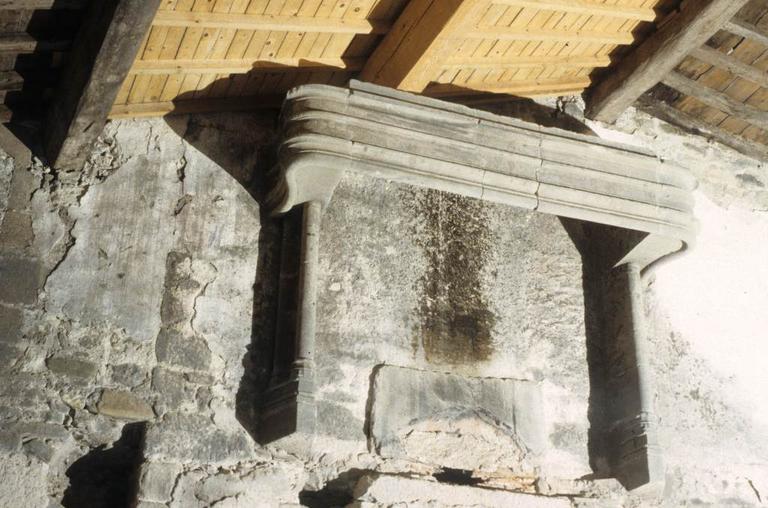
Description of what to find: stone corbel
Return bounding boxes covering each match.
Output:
[259,81,698,491]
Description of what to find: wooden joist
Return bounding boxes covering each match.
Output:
[108,94,283,119]
[661,71,768,127]
[0,0,87,8]
[152,10,390,35]
[128,57,366,75]
[442,55,611,70]
[691,46,768,88]
[491,0,658,21]
[463,28,635,44]
[44,0,162,172]
[637,94,768,162]
[360,0,485,92]
[0,34,70,53]
[585,0,751,123]
[724,18,768,48]
[426,77,592,97]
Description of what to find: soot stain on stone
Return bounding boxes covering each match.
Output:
[408,188,496,365]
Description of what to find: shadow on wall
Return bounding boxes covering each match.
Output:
[164,112,283,442]
[62,422,145,508]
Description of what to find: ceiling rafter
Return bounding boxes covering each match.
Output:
[359,0,486,92]
[585,0,751,123]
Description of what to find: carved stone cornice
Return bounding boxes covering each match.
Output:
[268,80,697,268]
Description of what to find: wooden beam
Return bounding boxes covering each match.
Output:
[661,71,768,126]
[0,0,87,8]
[443,54,611,70]
[44,0,162,172]
[108,94,283,119]
[724,18,768,48]
[426,77,591,97]
[360,0,485,92]
[128,57,366,75]
[462,28,634,44]
[691,45,768,88]
[637,94,768,162]
[152,10,390,34]
[491,0,657,21]
[0,34,70,53]
[585,0,751,123]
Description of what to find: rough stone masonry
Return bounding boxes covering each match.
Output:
[0,95,767,507]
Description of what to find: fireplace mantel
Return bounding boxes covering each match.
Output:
[259,81,698,493]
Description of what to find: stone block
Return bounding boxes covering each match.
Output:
[46,356,98,380]
[0,255,41,304]
[351,474,571,508]
[22,438,54,463]
[109,363,147,388]
[152,367,193,411]
[138,461,182,503]
[144,413,253,464]
[155,329,211,371]
[0,210,34,254]
[97,390,155,421]
[0,304,22,344]
[368,365,544,471]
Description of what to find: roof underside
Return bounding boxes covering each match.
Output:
[110,0,680,118]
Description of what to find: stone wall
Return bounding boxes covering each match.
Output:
[0,98,766,507]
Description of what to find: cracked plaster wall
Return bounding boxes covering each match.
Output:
[0,100,766,508]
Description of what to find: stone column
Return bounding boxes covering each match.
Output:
[259,201,322,444]
[601,261,663,492]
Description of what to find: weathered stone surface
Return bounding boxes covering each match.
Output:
[155,329,211,371]
[152,367,194,411]
[138,461,182,503]
[144,413,253,464]
[369,365,544,472]
[0,94,767,508]
[0,210,34,254]
[0,255,41,304]
[350,474,571,508]
[46,356,99,380]
[0,304,22,344]
[22,438,55,463]
[97,390,155,421]
[111,363,147,388]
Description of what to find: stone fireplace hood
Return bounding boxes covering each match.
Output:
[268,80,697,269]
[260,81,698,493]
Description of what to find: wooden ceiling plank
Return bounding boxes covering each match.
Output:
[443,54,611,69]
[491,0,657,22]
[691,46,768,90]
[585,0,751,123]
[44,0,162,172]
[129,56,365,74]
[661,70,768,127]
[637,94,768,162]
[152,10,391,34]
[359,0,486,92]
[724,18,768,48]
[461,28,635,44]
